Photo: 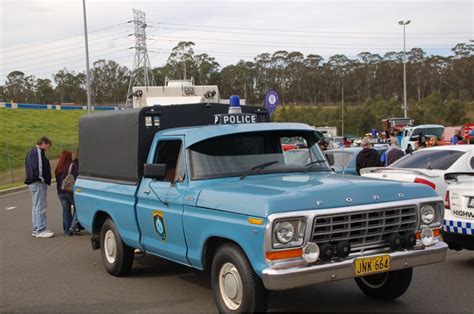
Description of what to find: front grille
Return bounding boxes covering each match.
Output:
[311,206,418,252]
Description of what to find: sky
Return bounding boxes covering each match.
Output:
[0,0,472,80]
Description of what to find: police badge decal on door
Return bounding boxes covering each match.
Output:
[152,210,167,242]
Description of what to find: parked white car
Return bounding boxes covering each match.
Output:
[442,174,474,251]
[360,145,474,199]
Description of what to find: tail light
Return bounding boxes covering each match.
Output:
[445,190,450,209]
[414,177,436,189]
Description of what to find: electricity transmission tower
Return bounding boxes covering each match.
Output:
[126,9,155,107]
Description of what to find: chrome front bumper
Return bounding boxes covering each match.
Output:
[261,241,448,291]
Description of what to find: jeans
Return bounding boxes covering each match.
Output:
[58,193,74,234]
[70,207,79,232]
[29,182,48,233]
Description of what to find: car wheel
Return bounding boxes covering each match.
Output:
[211,243,267,313]
[355,268,413,300]
[100,218,134,276]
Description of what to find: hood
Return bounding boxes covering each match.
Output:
[194,172,437,217]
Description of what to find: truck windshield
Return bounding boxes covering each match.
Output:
[188,130,330,180]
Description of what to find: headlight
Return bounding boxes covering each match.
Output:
[275,221,294,244]
[421,204,436,224]
[273,218,306,248]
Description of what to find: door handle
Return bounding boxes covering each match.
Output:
[143,189,150,194]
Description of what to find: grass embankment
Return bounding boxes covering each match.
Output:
[0,109,87,186]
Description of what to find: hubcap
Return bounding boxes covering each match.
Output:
[219,262,243,310]
[104,230,117,264]
[360,272,389,288]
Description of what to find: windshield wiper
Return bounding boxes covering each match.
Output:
[240,160,279,180]
[302,160,328,173]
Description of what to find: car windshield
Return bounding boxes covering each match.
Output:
[325,151,354,167]
[188,130,330,180]
[412,127,444,138]
[391,149,465,170]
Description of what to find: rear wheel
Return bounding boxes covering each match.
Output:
[355,268,413,300]
[211,243,267,313]
[100,218,134,276]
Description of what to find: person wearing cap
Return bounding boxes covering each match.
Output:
[318,139,329,151]
[343,136,352,148]
[380,137,405,166]
[355,137,382,175]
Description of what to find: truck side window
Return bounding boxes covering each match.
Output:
[154,140,183,182]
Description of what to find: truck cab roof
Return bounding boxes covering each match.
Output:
[156,122,314,147]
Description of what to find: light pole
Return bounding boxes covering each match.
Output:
[83,0,92,114]
[398,20,410,118]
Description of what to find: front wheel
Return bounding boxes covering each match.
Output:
[355,268,413,300]
[100,218,134,276]
[211,243,267,313]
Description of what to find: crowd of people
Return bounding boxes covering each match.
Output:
[24,136,81,238]
[318,127,471,176]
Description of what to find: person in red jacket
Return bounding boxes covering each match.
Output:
[55,151,79,235]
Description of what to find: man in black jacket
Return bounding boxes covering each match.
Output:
[25,136,54,238]
[356,138,382,175]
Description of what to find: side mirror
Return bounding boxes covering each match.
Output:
[325,153,335,166]
[144,163,167,180]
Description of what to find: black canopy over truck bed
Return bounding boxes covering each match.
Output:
[79,103,269,184]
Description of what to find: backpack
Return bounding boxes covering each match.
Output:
[61,163,75,192]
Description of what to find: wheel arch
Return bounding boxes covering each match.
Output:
[201,236,245,272]
[91,210,112,250]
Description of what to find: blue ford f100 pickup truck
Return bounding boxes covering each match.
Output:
[75,101,447,313]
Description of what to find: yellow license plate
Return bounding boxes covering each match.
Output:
[354,255,390,276]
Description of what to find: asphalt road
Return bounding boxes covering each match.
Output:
[1,187,473,312]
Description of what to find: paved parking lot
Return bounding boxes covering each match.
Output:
[1,187,473,312]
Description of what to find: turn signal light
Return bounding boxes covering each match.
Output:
[266,248,302,260]
[414,177,436,189]
[416,228,440,240]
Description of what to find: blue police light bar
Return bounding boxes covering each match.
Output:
[229,95,240,107]
[213,95,258,124]
[228,95,242,114]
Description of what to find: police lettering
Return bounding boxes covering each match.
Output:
[453,210,474,219]
[214,113,258,125]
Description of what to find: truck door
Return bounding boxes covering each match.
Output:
[136,137,189,265]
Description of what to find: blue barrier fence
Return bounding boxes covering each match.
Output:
[0,102,121,111]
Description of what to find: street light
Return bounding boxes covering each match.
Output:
[83,0,92,114]
[398,20,411,118]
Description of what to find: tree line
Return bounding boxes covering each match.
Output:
[1,41,472,127]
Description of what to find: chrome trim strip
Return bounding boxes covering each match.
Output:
[264,197,443,255]
[262,241,448,291]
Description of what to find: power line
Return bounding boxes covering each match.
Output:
[1,43,132,73]
[0,53,134,79]
[11,53,134,79]
[0,23,127,54]
[1,50,133,77]
[148,35,458,50]
[1,38,131,68]
[1,29,131,60]
[150,25,469,40]
[150,21,472,36]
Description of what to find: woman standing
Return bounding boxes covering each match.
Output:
[54,151,78,235]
